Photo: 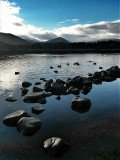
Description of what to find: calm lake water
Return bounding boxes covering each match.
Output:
[0,53,120,160]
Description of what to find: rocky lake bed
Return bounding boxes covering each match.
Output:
[0,54,120,159]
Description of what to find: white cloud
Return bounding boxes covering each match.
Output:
[0,0,119,42]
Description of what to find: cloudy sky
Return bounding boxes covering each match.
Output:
[0,0,119,42]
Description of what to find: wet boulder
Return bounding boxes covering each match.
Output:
[51,82,67,95]
[17,117,41,136]
[92,78,102,85]
[66,77,83,88]
[56,79,65,85]
[50,66,53,69]
[5,96,17,102]
[54,70,58,73]
[44,79,53,87]
[74,62,79,65]
[101,71,108,77]
[40,78,45,81]
[82,80,92,87]
[3,110,30,126]
[32,106,45,114]
[21,88,28,96]
[106,68,120,78]
[43,85,52,92]
[44,137,70,157]
[92,72,101,79]
[71,97,91,113]
[33,86,43,92]
[103,76,116,82]
[82,86,91,95]
[57,65,61,68]
[68,86,80,95]
[22,81,32,88]
[35,82,41,85]
[23,92,46,103]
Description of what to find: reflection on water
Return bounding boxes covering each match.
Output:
[0,53,120,159]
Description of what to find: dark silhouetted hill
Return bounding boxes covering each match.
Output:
[0,32,30,45]
[47,37,70,43]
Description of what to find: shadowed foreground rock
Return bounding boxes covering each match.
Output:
[17,117,41,136]
[71,97,91,113]
[3,110,30,126]
[44,137,70,157]
[5,96,17,102]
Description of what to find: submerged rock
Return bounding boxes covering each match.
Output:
[3,110,30,126]
[5,96,17,102]
[55,95,61,100]
[50,66,53,69]
[32,106,45,114]
[40,78,45,81]
[23,92,46,103]
[15,72,19,75]
[22,81,32,88]
[35,82,41,85]
[74,62,79,65]
[57,65,61,68]
[54,70,58,73]
[71,97,91,113]
[17,117,41,136]
[44,137,70,157]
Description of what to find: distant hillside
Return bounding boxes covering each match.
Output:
[47,37,70,43]
[0,32,30,45]
[20,35,40,43]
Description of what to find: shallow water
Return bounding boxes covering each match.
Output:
[0,53,120,159]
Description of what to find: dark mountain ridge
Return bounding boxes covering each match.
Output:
[0,32,30,45]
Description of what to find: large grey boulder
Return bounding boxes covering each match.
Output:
[3,110,30,126]
[5,96,17,102]
[22,81,32,88]
[23,92,46,103]
[51,82,67,94]
[71,97,91,113]
[44,137,69,157]
[17,117,41,136]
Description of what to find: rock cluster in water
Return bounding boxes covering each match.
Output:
[3,65,120,157]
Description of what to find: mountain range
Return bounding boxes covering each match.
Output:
[0,32,120,45]
[0,32,120,54]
